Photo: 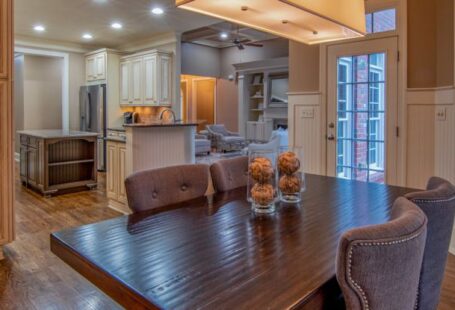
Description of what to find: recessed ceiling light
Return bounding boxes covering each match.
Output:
[151,7,164,15]
[220,32,229,39]
[33,25,46,32]
[82,33,93,40]
[111,22,123,29]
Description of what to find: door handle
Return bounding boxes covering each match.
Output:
[327,134,335,141]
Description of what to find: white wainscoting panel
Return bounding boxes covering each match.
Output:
[125,126,196,177]
[288,92,324,175]
[406,104,436,189]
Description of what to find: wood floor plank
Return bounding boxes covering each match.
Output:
[0,167,453,309]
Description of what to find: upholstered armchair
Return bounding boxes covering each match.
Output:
[206,124,247,152]
[195,134,211,155]
[405,177,455,310]
[125,164,210,213]
[336,197,427,310]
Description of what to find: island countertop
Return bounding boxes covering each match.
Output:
[17,129,99,139]
[123,121,199,128]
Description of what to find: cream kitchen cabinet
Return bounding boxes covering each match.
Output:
[119,50,172,106]
[86,51,106,82]
[106,140,129,213]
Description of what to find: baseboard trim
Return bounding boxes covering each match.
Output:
[450,245,455,255]
[14,152,20,162]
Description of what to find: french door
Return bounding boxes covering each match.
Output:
[327,37,398,185]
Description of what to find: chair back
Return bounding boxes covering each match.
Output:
[207,124,229,136]
[336,197,427,310]
[210,156,248,192]
[125,164,209,213]
[405,177,455,310]
[248,136,281,153]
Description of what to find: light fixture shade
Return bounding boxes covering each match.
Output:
[176,0,366,44]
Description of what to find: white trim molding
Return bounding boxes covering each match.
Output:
[406,87,455,105]
[14,46,70,131]
[14,152,19,163]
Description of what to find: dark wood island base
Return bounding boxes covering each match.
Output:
[18,130,99,196]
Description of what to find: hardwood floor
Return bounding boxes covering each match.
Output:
[0,168,454,309]
[0,170,122,309]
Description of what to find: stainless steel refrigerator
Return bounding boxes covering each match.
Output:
[80,84,106,171]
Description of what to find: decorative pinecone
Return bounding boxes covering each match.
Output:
[278,152,300,175]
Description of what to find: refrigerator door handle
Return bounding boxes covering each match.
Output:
[87,93,92,131]
[99,86,105,134]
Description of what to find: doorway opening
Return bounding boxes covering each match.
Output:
[181,75,216,132]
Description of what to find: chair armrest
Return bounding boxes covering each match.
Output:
[227,131,240,136]
[195,134,207,140]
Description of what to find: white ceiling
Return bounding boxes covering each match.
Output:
[14,0,220,48]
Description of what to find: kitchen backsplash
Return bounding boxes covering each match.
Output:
[120,106,173,123]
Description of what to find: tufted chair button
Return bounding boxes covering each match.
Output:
[181,185,188,191]
[152,192,158,199]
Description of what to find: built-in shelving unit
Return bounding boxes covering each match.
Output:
[234,57,289,142]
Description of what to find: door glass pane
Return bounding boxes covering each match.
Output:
[336,53,386,183]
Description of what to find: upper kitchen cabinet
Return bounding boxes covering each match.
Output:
[85,50,108,82]
[86,52,106,82]
[120,50,172,106]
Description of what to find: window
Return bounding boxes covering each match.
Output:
[365,9,396,34]
[336,53,386,183]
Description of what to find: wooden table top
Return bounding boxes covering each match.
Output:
[50,175,416,309]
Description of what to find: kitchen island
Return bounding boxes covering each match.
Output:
[124,121,198,177]
[18,130,99,196]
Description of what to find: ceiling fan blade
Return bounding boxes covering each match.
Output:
[245,42,263,47]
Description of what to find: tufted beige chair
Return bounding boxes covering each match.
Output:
[210,156,249,192]
[336,197,428,310]
[125,164,210,213]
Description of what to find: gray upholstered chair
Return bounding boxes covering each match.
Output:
[405,177,455,310]
[195,134,211,155]
[206,124,247,152]
[336,197,428,310]
[125,164,209,213]
[210,156,249,192]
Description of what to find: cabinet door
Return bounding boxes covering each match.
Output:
[131,58,143,105]
[106,142,118,200]
[157,55,171,106]
[27,147,39,186]
[19,145,27,180]
[119,61,130,105]
[95,53,106,80]
[117,145,127,204]
[143,55,157,105]
[0,0,9,78]
[86,56,96,81]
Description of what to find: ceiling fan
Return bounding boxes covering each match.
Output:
[231,26,263,50]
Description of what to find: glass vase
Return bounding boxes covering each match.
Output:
[278,146,306,203]
[247,149,278,214]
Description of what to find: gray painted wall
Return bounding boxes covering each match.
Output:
[181,38,289,79]
[181,43,221,77]
[220,38,289,79]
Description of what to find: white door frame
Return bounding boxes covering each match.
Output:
[14,46,70,131]
[326,37,399,185]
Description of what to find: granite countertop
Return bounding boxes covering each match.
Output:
[123,121,198,128]
[17,130,99,139]
[105,137,126,143]
[108,127,126,132]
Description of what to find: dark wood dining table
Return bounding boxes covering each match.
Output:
[50,174,416,309]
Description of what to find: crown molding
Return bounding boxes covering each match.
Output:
[14,34,99,53]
